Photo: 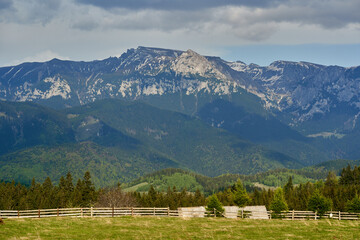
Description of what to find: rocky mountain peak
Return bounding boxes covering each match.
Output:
[171,49,227,79]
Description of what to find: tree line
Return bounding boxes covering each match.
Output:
[0,171,206,210]
[213,165,360,214]
[1,165,360,213]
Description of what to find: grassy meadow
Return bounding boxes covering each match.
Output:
[1,217,360,239]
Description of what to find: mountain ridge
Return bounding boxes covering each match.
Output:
[1,46,360,165]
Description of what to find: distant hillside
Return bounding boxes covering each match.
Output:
[0,99,301,187]
[309,159,360,174]
[0,101,74,155]
[0,142,178,187]
[64,99,301,176]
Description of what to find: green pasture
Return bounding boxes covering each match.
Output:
[1,217,359,239]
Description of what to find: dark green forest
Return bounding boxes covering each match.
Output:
[1,166,360,213]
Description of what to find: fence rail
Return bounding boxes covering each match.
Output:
[0,208,359,220]
[0,207,174,219]
[238,210,360,220]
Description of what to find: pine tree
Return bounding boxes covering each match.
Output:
[232,179,250,207]
[307,189,332,216]
[65,172,74,192]
[346,194,360,213]
[206,194,224,216]
[57,173,74,207]
[284,176,294,195]
[26,178,41,209]
[270,187,288,215]
[73,179,84,207]
[340,165,354,185]
[325,171,338,187]
[251,188,262,205]
[283,176,295,209]
[82,171,96,207]
[147,185,157,206]
[194,189,205,206]
[40,177,55,209]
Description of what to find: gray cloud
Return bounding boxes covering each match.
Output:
[1,0,359,45]
[75,0,284,11]
[217,0,360,31]
[0,0,62,24]
[0,0,12,10]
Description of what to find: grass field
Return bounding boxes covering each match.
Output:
[1,217,359,239]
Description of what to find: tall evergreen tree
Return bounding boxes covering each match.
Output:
[270,187,288,214]
[232,179,250,207]
[346,194,360,213]
[80,171,96,207]
[308,189,332,216]
[283,176,295,209]
[206,194,224,215]
[40,177,55,209]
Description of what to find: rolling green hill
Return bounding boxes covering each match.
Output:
[122,167,322,195]
[124,159,360,194]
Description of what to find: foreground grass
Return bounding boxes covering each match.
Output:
[1,217,359,240]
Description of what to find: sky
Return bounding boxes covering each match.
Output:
[0,0,359,67]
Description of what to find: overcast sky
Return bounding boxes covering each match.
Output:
[0,0,359,67]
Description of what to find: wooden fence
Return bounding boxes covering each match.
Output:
[0,208,359,220]
[0,208,179,219]
[240,210,360,220]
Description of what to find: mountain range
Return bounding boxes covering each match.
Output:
[0,46,359,186]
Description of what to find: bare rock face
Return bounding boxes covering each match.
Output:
[171,49,227,80]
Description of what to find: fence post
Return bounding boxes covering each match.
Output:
[90,207,93,217]
[38,209,40,218]
[17,210,20,218]
[131,207,134,217]
[81,208,83,217]
[315,211,317,220]
[339,211,341,220]
[214,208,216,217]
[57,208,59,217]
[112,207,114,217]
[292,209,294,220]
[241,210,244,219]
[167,207,170,217]
[269,211,272,219]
